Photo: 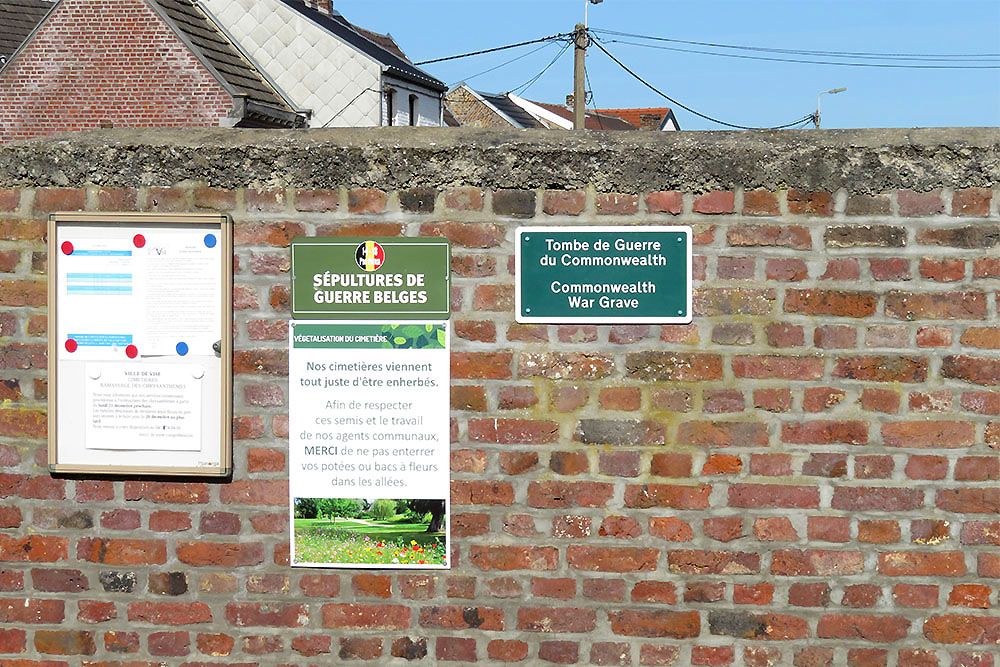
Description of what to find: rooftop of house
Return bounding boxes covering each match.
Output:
[278,0,447,92]
[593,107,676,130]
[0,0,52,64]
[528,100,638,131]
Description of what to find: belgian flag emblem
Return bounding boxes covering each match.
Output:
[355,241,384,272]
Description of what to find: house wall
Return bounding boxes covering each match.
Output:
[383,76,442,127]
[0,0,234,142]
[0,127,998,665]
[445,87,515,129]
[201,0,383,128]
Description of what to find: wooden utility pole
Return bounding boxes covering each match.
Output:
[573,23,587,130]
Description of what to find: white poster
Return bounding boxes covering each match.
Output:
[84,363,201,451]
[289,321,450,569]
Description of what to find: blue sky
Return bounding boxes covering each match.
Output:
[335,0,1000,131]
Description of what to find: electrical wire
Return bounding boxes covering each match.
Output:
[601,37,1000,70]
[593,29,1000,61]
[590,35,814,130]
[415,33,572,66]
[510,40,573,95]
[449,40,558,88]
[584,66,606,130]
[322,88,380,127]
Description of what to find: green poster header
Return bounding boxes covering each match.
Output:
[516,226,692,323]
[291,323,446,349]
[291,237,450,319]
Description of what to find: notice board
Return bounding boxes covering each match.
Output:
[47,213,233,476]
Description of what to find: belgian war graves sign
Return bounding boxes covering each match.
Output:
[290,237,449,319]
[516,226,691,323]
[289,238,451,569]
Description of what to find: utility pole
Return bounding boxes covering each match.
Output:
[573,23,587,130]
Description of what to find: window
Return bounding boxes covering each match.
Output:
[409,95,418,126]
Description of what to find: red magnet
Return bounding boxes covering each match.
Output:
[65,338,78,353]
[125,344,138,359]
[61,241,74,255]
[133,234,146,248]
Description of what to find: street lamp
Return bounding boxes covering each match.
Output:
[585,0,604,28]
[815,87,846,129]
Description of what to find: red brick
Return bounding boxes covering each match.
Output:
[539,640,579,663]
[488,639,528,662]
[905,455,949,480]
[693,191,734,214]
[788,189,833,216]
[886,290,987,320]
[818,614,910,643]
[176,541,265,567]
[948,584,991,609]
[33,630,96,655]
[842,584,881,608]
[77,538,164,565]
[498,451,538,475]
[734,582,774,606]
[808,517,850,543]
[955,456,1000,481]
[597,192,639,214]
[0,598,64,624]
[920,257,965,282]
[783,420,867,445]
[742,189,779,215]
[609,610,700,638]
[789,582,831,607]
[668,550,759,575]
[469,545,558,571]
[733,354,823,380]
[320,603,409,629]
[952,188,992,216]
[961,327,1000,349]
[452,480,514,506]
[937,488,1000,513]
[754,517,798,542]
[420,221,505,248]
[129,602,212,626]
[728,224,811,249]
[923,614,1000,643]
[677,421,768,447]
[648,517,693,542]
[753,388,791,412]
[148,510,191,532]
[645,190,682,214]
[518,606,595,633]
[771,549,863,576]
[882,421,974,448]
[631,580,677,604]
[693,288,775,316]
[728,484,819,509]
[568,545,658,572]
[624,484,711,509]
[531,577,575,601]
[858,520,901,544]
[452,255,496,278]
[898,189,944,216]
[878,551,966,576]
[704,454,743,474]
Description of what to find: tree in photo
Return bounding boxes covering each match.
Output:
[317,498,363,521]
[400,499,446,532]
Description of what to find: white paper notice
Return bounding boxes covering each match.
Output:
[85,364,202,451]
[56,225,222,360]
[289,322,450,569]
[139,236,221,355]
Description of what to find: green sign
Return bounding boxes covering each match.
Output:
[291,237,450,319]
[516,226,691,323]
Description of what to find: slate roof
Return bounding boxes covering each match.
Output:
[479,92,546,129]
[529,100,637,131]
[151,0,298,120]
[0,0,51,64]
[278,0,447,92]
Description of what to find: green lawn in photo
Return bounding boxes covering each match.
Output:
[294,517,446,566]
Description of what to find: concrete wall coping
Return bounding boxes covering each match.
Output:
[1,126,998,192]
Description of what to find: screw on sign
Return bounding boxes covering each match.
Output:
[355,241,384,272]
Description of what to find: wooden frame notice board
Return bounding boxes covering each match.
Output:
[48,213,233,476]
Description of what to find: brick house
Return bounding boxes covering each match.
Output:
[445,84,677,131]
[0,0,446,141]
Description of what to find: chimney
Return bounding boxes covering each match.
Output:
[565,94,574,107]
[303,0,333,15]
[639,113,661,131]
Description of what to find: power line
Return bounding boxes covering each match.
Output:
[593,29,1000,61]
[415,33,572,66]
[589,35,814,130]
[449,41,557,88]
[510,40,573,95]
[601,37,1000,70]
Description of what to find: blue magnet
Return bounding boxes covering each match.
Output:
[204,234,217,248]
[176,341,189,356]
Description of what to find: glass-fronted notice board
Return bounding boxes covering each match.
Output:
[47,213,233,476]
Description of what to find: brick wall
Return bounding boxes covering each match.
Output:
[0,0,234,142]
[0,127,998,665]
